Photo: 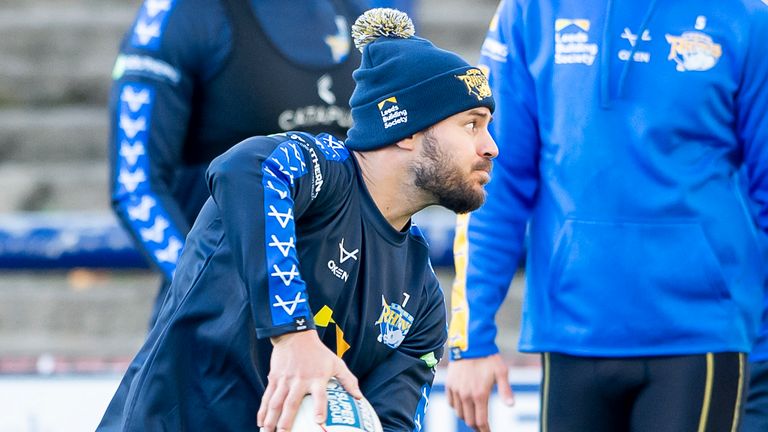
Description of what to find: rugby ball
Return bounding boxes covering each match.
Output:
[291,379,383,432]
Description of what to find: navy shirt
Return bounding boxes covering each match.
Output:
[99,132,446,431]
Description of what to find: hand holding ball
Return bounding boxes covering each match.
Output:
[291,379,383,432]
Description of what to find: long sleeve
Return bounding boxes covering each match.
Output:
[738,2,768,233]
[109,0,231,279]
[739,2,768,361]
[361,275,447,431]
[449,0,542,359]
[206,133,350,338]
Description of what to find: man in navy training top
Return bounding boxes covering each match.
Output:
[98,8,498,432]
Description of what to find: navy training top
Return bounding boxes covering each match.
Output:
[98,132,446,431]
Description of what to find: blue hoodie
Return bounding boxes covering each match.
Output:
[450,0,768,359]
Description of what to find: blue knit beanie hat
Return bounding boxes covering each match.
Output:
[345,8,495,151]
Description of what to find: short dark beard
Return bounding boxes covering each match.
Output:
[412,129,488,214]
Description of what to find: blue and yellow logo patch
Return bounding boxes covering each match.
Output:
[455,69,492,101]
[665,31,722,72]
[375,295,414,349]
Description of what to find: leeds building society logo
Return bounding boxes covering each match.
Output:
[375,294,414,349]
[455,69,492,101]
[378,97,408,129]
[554,18,598,65]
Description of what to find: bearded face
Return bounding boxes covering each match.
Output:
[412,128,492,214]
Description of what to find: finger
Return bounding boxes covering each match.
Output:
[258,380,277,427]
[310,380,328,424]
[472,390,490,432]
[334,364,362,399]
[261,381,289,431]
[276,384,308,432]
[449,388,465,421]
[460,393,476,429]
[496,368,515,406]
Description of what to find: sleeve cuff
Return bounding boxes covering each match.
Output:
[449,343,500,361]
[254,316,316,339]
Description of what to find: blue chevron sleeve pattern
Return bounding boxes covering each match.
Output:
[311,132,350,162]
[261,140,311,327]
[113,82,185,278]
[411,383,432,432]
[130,0,178,51]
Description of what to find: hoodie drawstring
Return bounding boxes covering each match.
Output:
[599,0,614,109]
[600,0,659,109]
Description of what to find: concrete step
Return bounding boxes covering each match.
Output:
[0,106,107,163]
[2,0,129,5]
[0,3,136,107]
[0,270,156,357]
[0,161,109,212]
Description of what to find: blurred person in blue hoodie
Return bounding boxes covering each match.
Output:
[444,1,768,431]
[742,168,768,432]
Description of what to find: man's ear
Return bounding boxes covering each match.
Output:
[395,132,422,151]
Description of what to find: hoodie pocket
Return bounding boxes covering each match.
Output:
[546,219,731,346]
